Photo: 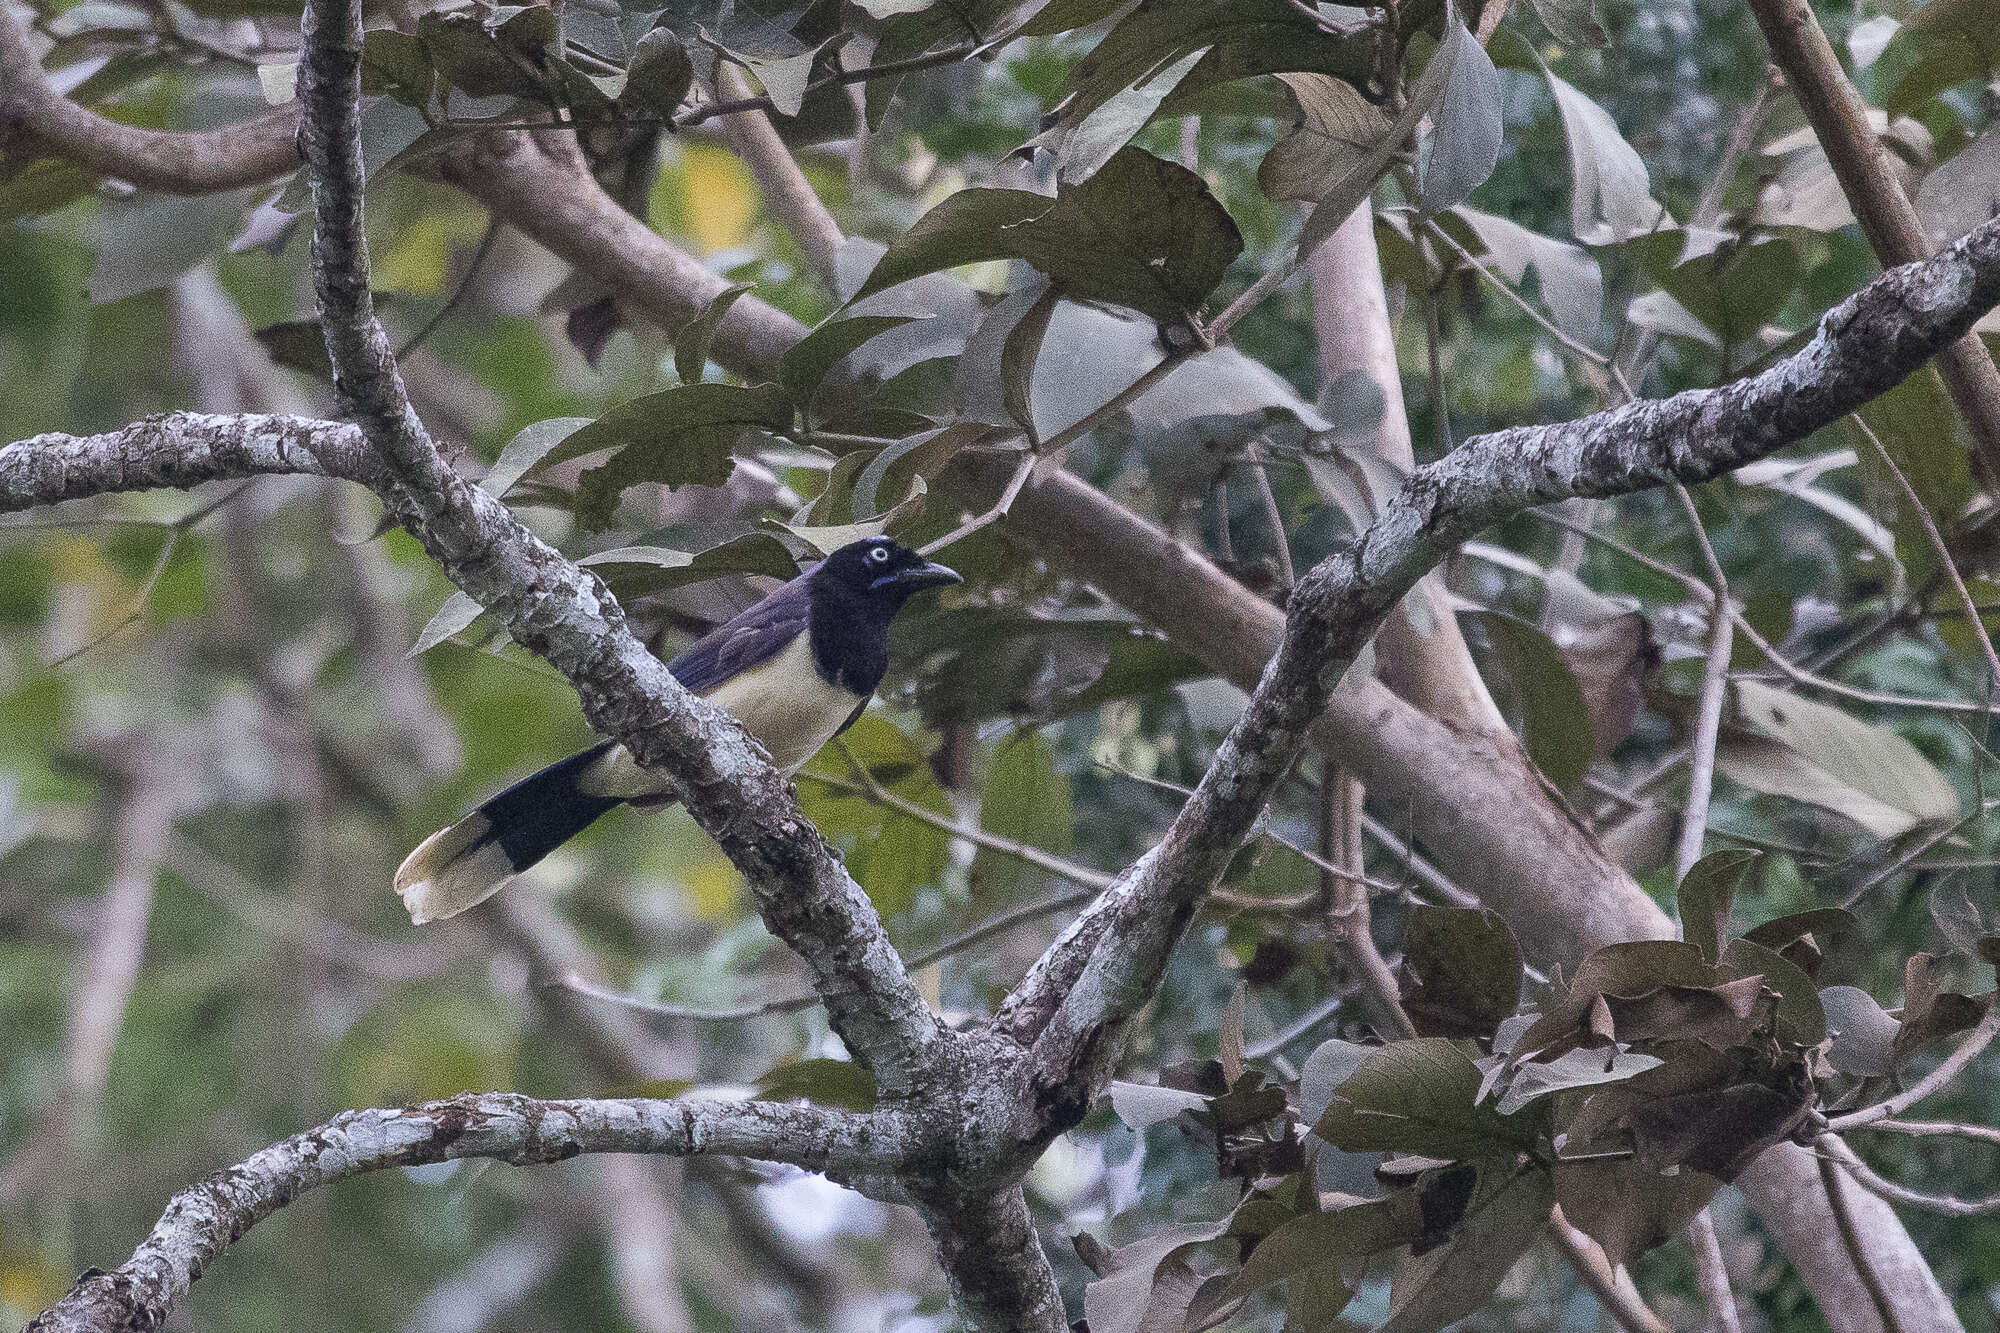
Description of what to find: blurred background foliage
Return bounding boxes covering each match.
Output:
[3,0,2000,1328]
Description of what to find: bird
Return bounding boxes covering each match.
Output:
[393,536,962,924]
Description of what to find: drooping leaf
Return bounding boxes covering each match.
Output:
[1258,72,1394,205]
[1468,610,1594,791]
[1528,0,1606,47]
[1677,848,1758,965]
[1398,907,1522,1041]
[1314,1039,1535,1158]
[409,591,487,658]
[481,416,595,497]
[774,477,929,554]
[575,532,800,600]
[1377,1161,1555,1333]
[622,27,694,119]
[360,29,433,107]
[1000,286,1063,438]
[1879,0,2000,118]
[1547,72,1665,244]
[1052,46,1209,183]
[674,281,755,385]
[568,382,796,529]
[780,315,920,411]
[1418,11,1503,211]
[1081,1219,1235,1333]
[1555,1157,1720,1266]
[1717,680,1961,839]
[850,148,1243,326]
[972,730,1075,899]
[1820,985,1901,1077]
[1228,1194,1421,1305]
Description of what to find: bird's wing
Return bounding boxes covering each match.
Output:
[666,573,814,696]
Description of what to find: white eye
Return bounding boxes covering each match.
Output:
[867,545,891,563]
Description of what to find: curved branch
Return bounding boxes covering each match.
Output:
[290,0,943,1091]
[1019,212,2000,1075]
[24,1092,891,1333]
[0,6,300,193]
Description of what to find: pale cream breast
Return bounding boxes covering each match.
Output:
[583,634,865,797]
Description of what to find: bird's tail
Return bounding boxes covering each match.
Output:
[395,741,627,923]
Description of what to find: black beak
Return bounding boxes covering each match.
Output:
[892,559,963,592]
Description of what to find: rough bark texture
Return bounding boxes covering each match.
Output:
[23,1093,885,1333]
[1747,0,2000,486]
[9,9,2000,1323]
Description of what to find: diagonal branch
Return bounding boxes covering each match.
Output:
[288,0,942,1092]
[24,1092,892,1333]
[1012,213,2000,1078]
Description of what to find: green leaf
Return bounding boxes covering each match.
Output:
[1717,680,1961,838]
[972,731,1075,898]
[568,382,796,529]
[481,416,594,497]
[774,478,929,555]
[1555,1158,1719,1266]
[1051,45,1209,183]
[1719,937,1827,1047]
[673,281,754,385]
[1547,72,1665,244]
[1399,906,1522,1041]
[780,315,920,411]
[409,591,487,657]
[1468,610,1594,791]
[1418,9,1502,211]
[848,189,1054,305]
[90,189,253,305]
[360,29,433,106]
[1880,0,2000,117]
[1313,1039,1534,1157]
[1820,985,1901,1077]
[419,9,545,99]
[1229,1195,1419,1305]
[1258,72,1393,205]
[851,423,987,518]
[1299,1036,1374,1124]
[1676,848,1758,965]
[1377,1163,1554,1333]
[755,1057,877,1109]
[1018,0,1131,37]
[1000,286,1062,439]
[622,27,694,119]
[799,715,952,916]
[1527,0,1605,46]
[576,532,800,600]
[851,148,1243,326]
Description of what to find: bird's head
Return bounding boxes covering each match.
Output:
[813,536,962,609]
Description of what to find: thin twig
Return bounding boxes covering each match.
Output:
[1828,1004,2000,1131]
[1821,1132,2000,1218]
[1672,486,1733,883]
[1854,1118,2000,1148]
[396,214,500,360]
[1852,416,2000,690]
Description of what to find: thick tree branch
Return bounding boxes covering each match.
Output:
[1747,0,2000,484]
[0,5,300,192]
[289,0,943,1094]
[1018,213,2000,1077]
[24,1092,889,1333]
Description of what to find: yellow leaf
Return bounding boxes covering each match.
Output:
[674,143,760,255]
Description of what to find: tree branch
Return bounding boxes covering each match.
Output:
[1015,212,2000,1082]
[1746,0,2000,485]
[24,1092,890,1333]
[290,0,943,1093]
[0,5,300,193]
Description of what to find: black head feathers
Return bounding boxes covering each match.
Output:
[808,537,962,606]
